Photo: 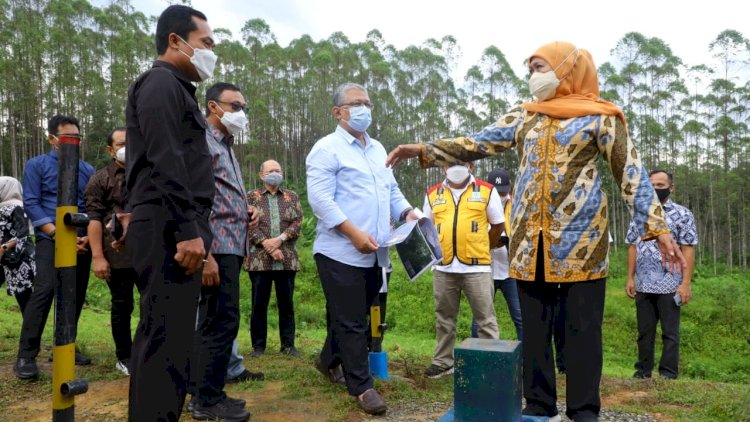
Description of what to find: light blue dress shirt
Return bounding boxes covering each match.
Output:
[306,126,411,268]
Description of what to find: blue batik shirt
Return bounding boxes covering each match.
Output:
[626,199,698,294]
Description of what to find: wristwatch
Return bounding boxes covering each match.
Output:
[1,244,7,251]
[279,233,288,242]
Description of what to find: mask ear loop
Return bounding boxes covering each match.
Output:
[555,48,580,81]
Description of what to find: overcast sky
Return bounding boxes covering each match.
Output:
[122,0,746,82]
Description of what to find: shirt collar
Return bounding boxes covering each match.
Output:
[663,198,674,210]
[442,175,477,192]
[106,159,125,177]
[335,125,370,148]
[152,60,196,96]
[262,186,285,195]
[207,123,233,146]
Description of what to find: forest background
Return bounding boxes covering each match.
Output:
[0,0,748,270]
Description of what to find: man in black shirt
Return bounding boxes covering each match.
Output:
[123,5,236,421]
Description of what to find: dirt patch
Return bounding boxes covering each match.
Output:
[1,377,334,422]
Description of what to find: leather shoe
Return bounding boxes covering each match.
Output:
[191,397,250,421]
[357,388,387,415]
[75,351,92,365]
[14,358,39,380]
[47,350,93,366]
[314,357,345,385]
[280,346,301,357]
[249,348,265,358]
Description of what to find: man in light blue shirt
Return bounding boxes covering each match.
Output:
[306,82,415,416]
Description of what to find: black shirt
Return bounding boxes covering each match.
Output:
[125,60,214,242]
[84,160,132,268]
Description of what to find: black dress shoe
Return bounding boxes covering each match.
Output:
[633,370,652,379]
[14,358,39,380]
[249,348,265,358]
[280,346,301,357]
[75,351,92,366]
[314,357,346,385]
[48,350,93,366]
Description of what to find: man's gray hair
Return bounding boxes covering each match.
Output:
[332,82,368,106]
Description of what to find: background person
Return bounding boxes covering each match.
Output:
[0,176,35,312]
[422,161,503,378]
[85,127,146,376]
[14,115,95,380]
[247,159,303,358]
[626,169,697,380]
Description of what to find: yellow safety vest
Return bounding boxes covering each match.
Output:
[427,180,493,265]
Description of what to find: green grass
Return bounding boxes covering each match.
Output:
[1,247,748,421]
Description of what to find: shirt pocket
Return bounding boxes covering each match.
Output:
[465,231,488,259]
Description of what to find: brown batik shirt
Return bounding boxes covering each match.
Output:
[246,187,303,272]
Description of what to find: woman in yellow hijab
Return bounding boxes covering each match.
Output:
[387,41,684,422]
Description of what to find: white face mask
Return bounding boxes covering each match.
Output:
[529,71,560,101]
[115,147,126,163]
[446,165,470,185]
[528,48,579,101]
[218,106,248,136]
[176,35,217,81]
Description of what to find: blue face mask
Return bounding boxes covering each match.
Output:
[346,105,372,133]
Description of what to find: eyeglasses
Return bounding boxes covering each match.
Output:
[339,101,374,110]
[216,101,248,113]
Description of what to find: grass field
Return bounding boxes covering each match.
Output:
[1,247,748,421]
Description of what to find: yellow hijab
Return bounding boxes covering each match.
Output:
[522,41,626,126]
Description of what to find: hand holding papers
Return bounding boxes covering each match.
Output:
[383,216,443,281]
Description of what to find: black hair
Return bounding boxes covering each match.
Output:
[155,5,208,55]
[649,168,673,184]
[205,82,241,116]
[107,127,126,147]
[47,115,80,136]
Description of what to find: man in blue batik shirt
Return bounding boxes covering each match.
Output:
[626,169,697,380]
[306,82,417,416]
[14,115,95,380]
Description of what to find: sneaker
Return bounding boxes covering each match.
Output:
[225,396,246,409]
[189,396,246,412]
[423,364,454,379]
[357,388,387,415]
[191,397,251,422]
[115,360,130,376]
[521,415,562,422]
[280,346,301,357]
[249,348,265,358]
[226,369,264,383]
[14,358,39,380]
